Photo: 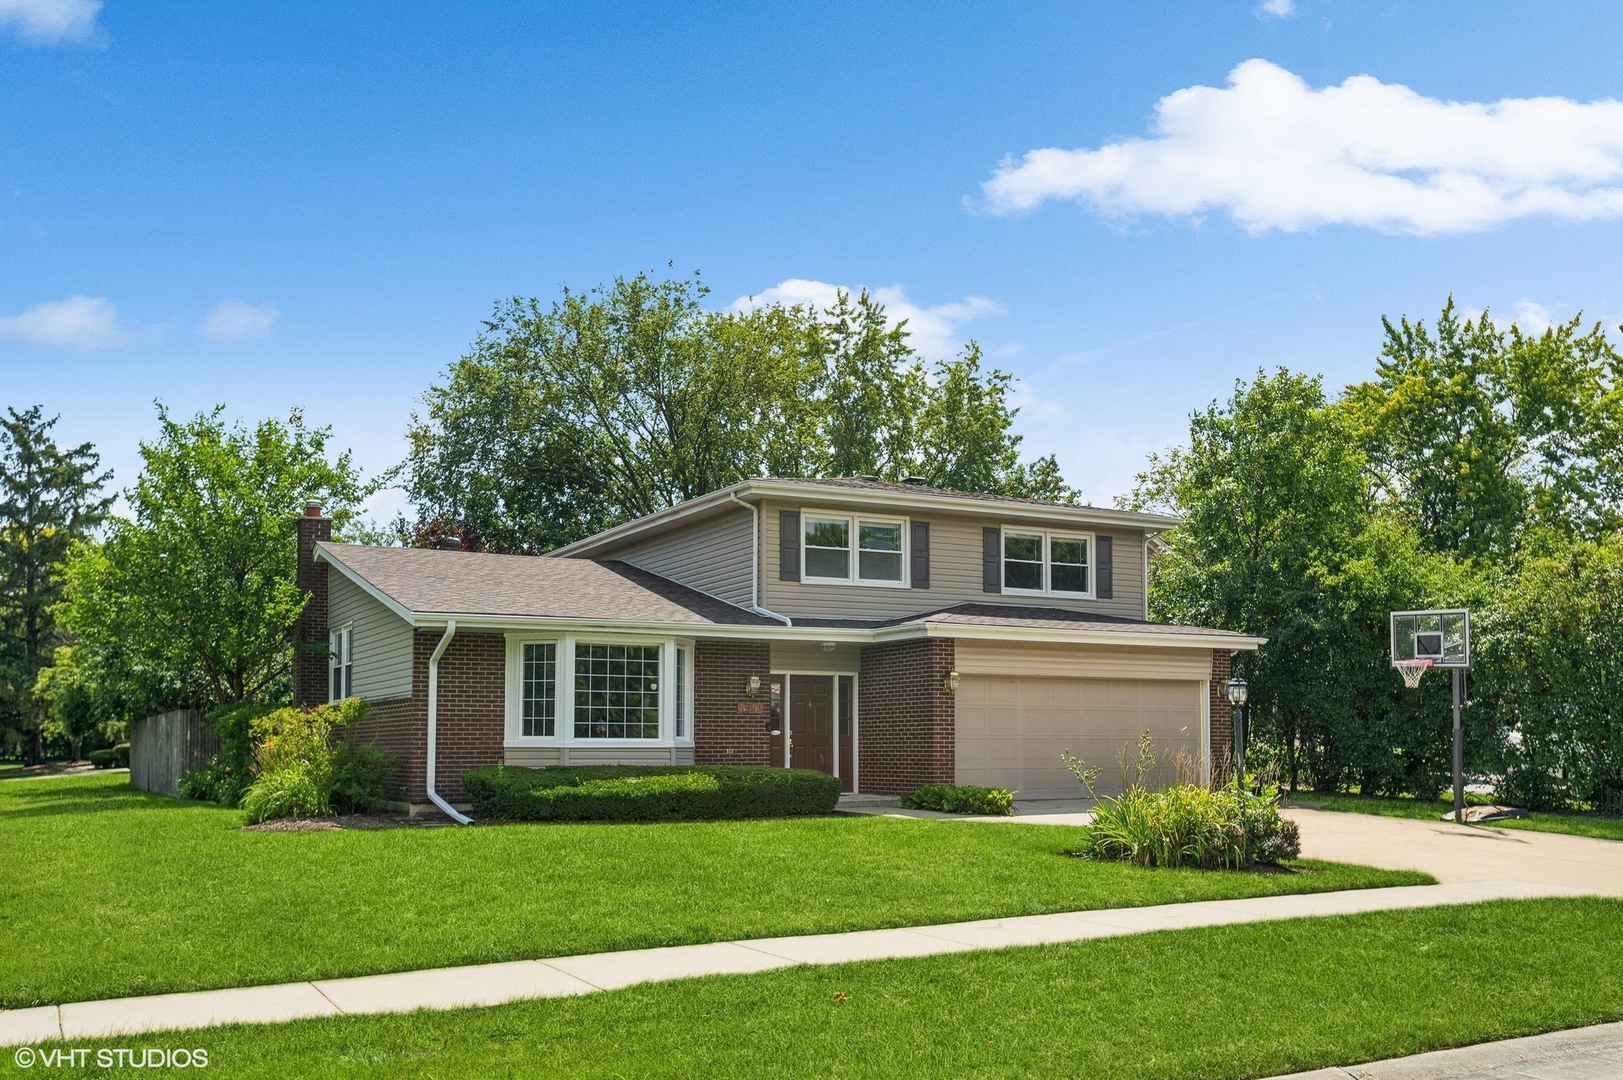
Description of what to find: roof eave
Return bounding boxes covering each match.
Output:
[872,621,1266,650]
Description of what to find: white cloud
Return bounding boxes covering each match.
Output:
[981,59,1623,235]
[0,295,128,350]
[1507,300,1555,335]
[0,0,102,44]
[730,279,1001,359]
[199,300,279,341]
[1255,0,1295,17]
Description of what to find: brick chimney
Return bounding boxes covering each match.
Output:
[294,500,332,707]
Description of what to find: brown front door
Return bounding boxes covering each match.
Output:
[789,675,834,776]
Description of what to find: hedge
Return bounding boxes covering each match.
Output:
[900,783,1015,816]
[88,744,129,770]
[462,765,842,823]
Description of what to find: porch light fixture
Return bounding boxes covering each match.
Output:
[944,670,960,693]
[746,674,761,696]
[1224,677,1248,708]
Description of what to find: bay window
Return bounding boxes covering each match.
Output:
[573,643,661,739]
[521,642,556,736]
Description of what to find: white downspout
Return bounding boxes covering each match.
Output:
[426,619,473,824]
[730,491,791,626]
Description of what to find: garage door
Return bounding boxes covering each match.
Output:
[955,676,1203,799]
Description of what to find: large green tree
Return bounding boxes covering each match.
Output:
[404,273,1069,551]
[1349,300,1623,558]
[0,407,112,763]
[56,406,367,709]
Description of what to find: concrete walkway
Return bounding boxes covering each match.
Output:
[0,879,1584,1046]
[1268,1020,1623,1079]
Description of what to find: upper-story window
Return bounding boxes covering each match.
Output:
[328,625,353,701]
[803,511,905,585]
[1003,530,1092,596]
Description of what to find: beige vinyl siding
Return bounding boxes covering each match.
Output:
[770,641,863,673]
[328,570,414,700]
[601,506,755,607]
[759,498,1147,621]
[953,640,1212,681]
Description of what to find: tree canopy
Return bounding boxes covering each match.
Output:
[0,407,112,763]
[1136,299,1622,800]
[56,406,367,710]
[403,272,1072,551]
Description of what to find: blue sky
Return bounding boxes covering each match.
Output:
[6,1,1623,524]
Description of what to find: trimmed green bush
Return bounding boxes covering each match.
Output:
[331,742,395,814]
[237,699,395,823]
[87,744,128,769]
[900,784,1015,816]
[462,765,841,823]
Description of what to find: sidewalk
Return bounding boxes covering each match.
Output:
[0,879,1583,1046]
[1267,1020,1623,1079]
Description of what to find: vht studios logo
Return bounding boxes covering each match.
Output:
[14,1046,209,1069]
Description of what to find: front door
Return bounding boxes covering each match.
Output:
[789,674,834,776]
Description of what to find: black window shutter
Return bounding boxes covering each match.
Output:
[982,527,1001,593]
[779,511,800,581]
[1096,534,1113,599]
[910,521,930,589]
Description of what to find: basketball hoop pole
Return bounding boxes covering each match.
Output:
[1451,668,1464,825]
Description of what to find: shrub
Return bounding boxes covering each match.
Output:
[899,784,1015,816]
[462,765,841,823]
[331,742,396,814]
[1080,784,1300,868]
[87,744,128,769]
[237,699,393,823]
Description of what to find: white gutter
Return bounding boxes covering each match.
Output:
[426,619,473,825]
[729,491,792,626]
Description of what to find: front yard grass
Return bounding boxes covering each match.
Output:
[0,774,1429,1007]
[20,897,1620,1079]
[1296,791,1623,842]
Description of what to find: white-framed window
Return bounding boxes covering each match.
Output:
[803,510,906,586]
[674,644,691,740]
[506,635,694,745]
[573,643,661,739]
[1002,529,1093,597]
[328,624,353,701]
[521,641,557,737]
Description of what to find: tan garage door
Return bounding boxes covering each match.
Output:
[956,676,1203,799]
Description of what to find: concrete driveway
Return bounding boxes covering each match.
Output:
[1285,807,1623,895]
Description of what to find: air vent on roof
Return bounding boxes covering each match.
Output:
[900,476,928,486]
[860,475,882,483]
[438,536,463,551]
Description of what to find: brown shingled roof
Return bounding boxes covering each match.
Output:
[317,543,777,625]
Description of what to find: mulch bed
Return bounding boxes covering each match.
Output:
[242,813,460,832]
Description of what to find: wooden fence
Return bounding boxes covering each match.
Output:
[130,709,220,798]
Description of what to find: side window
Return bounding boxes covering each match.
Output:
[328,626,353,701]
[1003,533,1044,591]
[522,642,557,737]
[803,516,851,580]
[674,645,689,739]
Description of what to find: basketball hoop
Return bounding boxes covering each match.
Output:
[1395,658,1433,689]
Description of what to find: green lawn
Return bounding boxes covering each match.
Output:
[1295,792,1623,842]
[0,774,1428,1008]
[14,897,1619,1079]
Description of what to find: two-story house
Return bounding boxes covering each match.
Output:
[295,477,1262,813]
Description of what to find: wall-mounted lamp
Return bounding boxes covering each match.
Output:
[820,641,836,653]
[944,670,960,693]
[746,674,762,697]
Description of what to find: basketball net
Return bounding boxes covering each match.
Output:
[1395,658,1433,689]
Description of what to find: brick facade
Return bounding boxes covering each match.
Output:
[342,629,505,805]
[693,639,773,766]
[1209,648,1233,786]
[857,638,956,795]
[293,507,331,708]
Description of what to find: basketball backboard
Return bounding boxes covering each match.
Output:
[1390,609,1470,669]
